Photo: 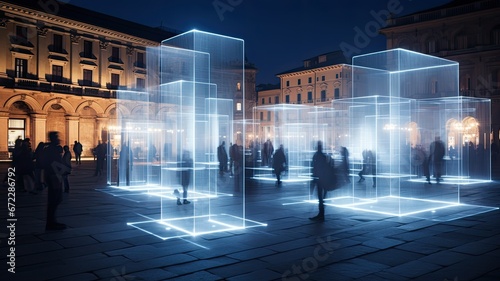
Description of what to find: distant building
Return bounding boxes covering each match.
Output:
[380,0,500,145]
[276,51,351,106]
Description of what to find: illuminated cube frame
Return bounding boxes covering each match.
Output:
[114,30,266,239]
[328,48,493,218]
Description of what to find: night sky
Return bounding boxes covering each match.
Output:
[66,0,451,85]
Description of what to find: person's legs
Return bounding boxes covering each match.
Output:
[46,175,65,230]
[182,185,190,204]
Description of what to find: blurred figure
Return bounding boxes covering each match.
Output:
[62,145,72,193]
[41,132,67,230]
[262,139,274,167]
[217,141,228,176]
[94,140,106,176]
[358,149,376,187]
[33,142,46,191]
[17,139,35,194]
[429,136,445,184]
[340,146,350,184]
[309,141,329,222]
[73,140,83,165]
[272,144,287,186]
[118,142,133,186]
[174,150,192,205]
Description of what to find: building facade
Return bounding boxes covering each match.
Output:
[0,0,257,159]
[380,0,500,146]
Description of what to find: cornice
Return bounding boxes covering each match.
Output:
[1,3,160,47]
[277,64,349,78]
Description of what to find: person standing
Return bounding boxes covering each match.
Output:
[42,132,67,230]
[309,141,329,222]
[62,145,72,193]
[174,150,192,205]
[272,144,287,186]
[73,140,83,165]
[430,136,445,184]
[217,141,228,176]
[94,141,106,176]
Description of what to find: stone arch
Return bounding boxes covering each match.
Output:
[75,100,105,115]
[42,98,76,114]
[3,94,42,112]
[104,103,117,116]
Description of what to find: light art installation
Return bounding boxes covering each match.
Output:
[111,30,266,239]
[328,49,495,219]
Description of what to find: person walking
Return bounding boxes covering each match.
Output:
[62,145,72,193]
[272,144,287,186]
[217,141,228,176]
[309,141,329,222]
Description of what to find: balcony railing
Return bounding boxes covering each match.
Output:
[14,78,116,98]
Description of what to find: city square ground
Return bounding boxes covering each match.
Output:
[1,160,500,281]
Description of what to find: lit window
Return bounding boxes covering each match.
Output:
[236,82,241,91]
[236,102,241,111]
[15,58,28,78]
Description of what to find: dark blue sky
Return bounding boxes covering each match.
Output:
[68,0,451,85]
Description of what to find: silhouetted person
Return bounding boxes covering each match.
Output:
[309,141,329,222]
[62,145,72,193]
[73,140,82,165]
[17,139,35,194]
[229,142,236,176]
[33,141,46,191]
[262,139,274,167]
[41,132,67,230]
[174,150,192,205]
[430,136,445,184]
[118,143,133,186]
[217,141,228,176]
[340,146,350,184]
[94,141,106,176]
[358,149,376,187]
[272,144,287,186]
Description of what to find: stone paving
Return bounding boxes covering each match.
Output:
[1,160,500,281]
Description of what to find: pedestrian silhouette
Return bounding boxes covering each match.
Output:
[429,136,445,183]
[73,140,83,165]
[272,144,287,186]
[174,150,192,205]
[62,145,72,193]
[217,141,228,176]
[309,141,329,222]
[340,146,350,184]
[41,131,67,230]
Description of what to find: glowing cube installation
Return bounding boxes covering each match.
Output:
[329,49,492,217]
[118,30,265,238]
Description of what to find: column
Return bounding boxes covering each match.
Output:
[31,113,47,147]
[0,111,9,159]
[66,115,80,148]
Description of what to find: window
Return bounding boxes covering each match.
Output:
[136,77,145,89]
[268,97,271,103]
[236,102,242,111]
[261,98,265,105]
[83,69,92,86]
[275,112,279,122]
[298,79,301,85]
[260,112,263,121]
[137,52,145,67]
[236,82,241,91]
[286,81,289,87]
[8,119,25,149]
[321,90,326,101]
[297,93,301,103]
[322,76,325,81]
[52,65,63,82]
[275,96,279,104]
[111,47,120,62]
[267,111,271,121]
[53,34,63,53]
[307,91,312,102]
[308,77,312,83]
[336,74,339,79]
[285,95,290,103]
[16,26,28,43]
[318,55,326,63]
[110,73,120,88]
[334,88,340,99]
[427,40,437,53]
[83,40,93,58]
[15,58,27,78]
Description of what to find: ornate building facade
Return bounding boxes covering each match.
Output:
[380,0,500,146]
[0,0,257,159]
